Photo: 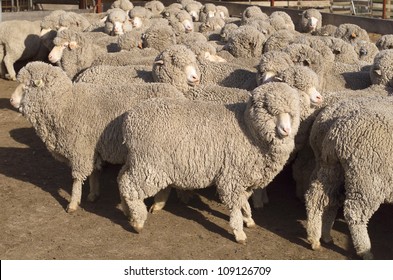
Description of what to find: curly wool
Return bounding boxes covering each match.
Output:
[16,61,185,211]
[118,82,300,241]
[224,25,266,58]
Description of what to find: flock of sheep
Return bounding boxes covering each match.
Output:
[3,0,393,259]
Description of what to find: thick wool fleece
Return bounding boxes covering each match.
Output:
[118,82,300,242]
[224,25,266,58]
[16,61,185,211]
[305,96,393,259]
[333,23,370,44]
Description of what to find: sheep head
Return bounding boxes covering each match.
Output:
[49,29,83,63]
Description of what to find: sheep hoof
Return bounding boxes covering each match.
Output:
[360,251,374,260]
[234,230,247,244]
[308,238,321,251]
[149,202,165,213]
[322,235,333,244]
[66,204,78,213]
[131,220,145,233]
[87,193,99,202]
[245,219,256,228]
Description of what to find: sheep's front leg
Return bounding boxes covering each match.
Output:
[220,187,247,244]
[67,178,83,212]
[87,169,100,202]
[3,53,16,81]
[124,197,148,233]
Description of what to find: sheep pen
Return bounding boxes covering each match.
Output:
[1,5,393,261]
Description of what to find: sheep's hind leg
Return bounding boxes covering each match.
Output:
[67,178,83,213]
[241,199,255,228]
[87,169,100,202]
[149,187,171,213]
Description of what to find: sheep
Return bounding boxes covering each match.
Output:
[318,36,359,64]
[168,9,194,35]
[141,23,177,52]
[241,6,269,25]
[48,29,157,80]
[10,61,185,213]
[144,0,165,18]
[256,51,294,85]
[215,5,229,20]
[184,1,202,21]
[292,49,393,201]
[117,81,302,243]
[333,23,370,44]
[40,10,67,32]
[184,41,226,62]
[176,31,208,45]
[262,29,299,53]
[81,31,122,53]
[375,34,393,50]
[128,6,153,30]
[198,16,226,40]
[223,25,266,59]
[299,8,322,34]
[353,40,379,63]
[220,22,238,42]
[199,3,217,23]
[58,11,92,32]
[246,19,275,38]
[0,20,50,80]
[162,3,183,19]
[111,0,134,12]
[117,29,144,50]
[305,95,393,259]
[269,11,295,31]
[252,66,323,209]
[104,8,133,36]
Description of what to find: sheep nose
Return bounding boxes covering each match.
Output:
[278,126,291,137]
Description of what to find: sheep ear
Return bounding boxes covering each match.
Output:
[69,41,78,49]
[33,79,44,87]
[373,69,382,76]
[273,76,283,82]
[154,59,164,65]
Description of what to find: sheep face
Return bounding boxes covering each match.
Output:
[130,16,143,28]
[48,40,77,63]
[10,83,26,111]
[182,19,194,33]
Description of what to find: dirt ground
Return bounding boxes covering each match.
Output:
[1,77,393,261]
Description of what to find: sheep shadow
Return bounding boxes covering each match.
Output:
[0,98,14,110]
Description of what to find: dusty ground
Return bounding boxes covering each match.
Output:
[1,77,393,260]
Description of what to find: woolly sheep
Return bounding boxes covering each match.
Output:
[299,8,322,34]
[0,20,49,80]
[40,10,67,32]
[58,11,92,32]
[220,22,238,42]
[118,81,302,243]
[168,9,194,35]
[269,11,295,31]
[293,50,393,202]
[246,19,275,38]
[334,23,370,44]
[199,3,217,22]
[10,61,185,213]
[117,29,144,50]
[144,0,165,17]
[184,41,226,62]
[224,25,266,58]
[111,0,134,12]
[129,6,153,29]
[141,23,177,52]
[176,31,208,45]
[48,29,157,79]
[252,66,323,209]
[318,36,359,64]
[215,5,229,19]
[256,51,294,85]
[262,29,298,53]
[353,40,379,63]
[185,1,202,21]
[162,3,183,19]
[241,6,269,25]
[305,96,393,259]
[375,34,393,50]
[104,8,133,36]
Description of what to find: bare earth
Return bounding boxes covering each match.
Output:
[1,77,392,260]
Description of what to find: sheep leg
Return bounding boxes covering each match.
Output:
[87,169,100,202]
[3,53,16,81]
[241,199,255,228]
[149,187,171,213]
[344,186,381,260]
[251,187,268,210]
[124,197,148,233]
[67,178,83,213]
[219,187,247,244]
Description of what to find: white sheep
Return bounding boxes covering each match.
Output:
[10,61,185,212]
[118,81,302,243]
[0,20,50,80]
[104,8,133,36]
[144,0,165,18]
[48,29,157,80]
[305,95,393,259]
[375,34,393,51]
[298,8,322,34]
